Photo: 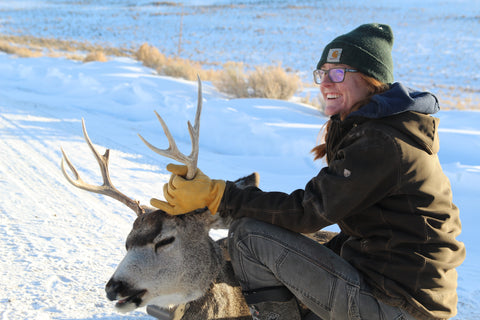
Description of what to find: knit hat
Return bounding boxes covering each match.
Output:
[316,23,394,84]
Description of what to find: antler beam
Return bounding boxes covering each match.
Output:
[61,119,146,216]
[138,76,202,180]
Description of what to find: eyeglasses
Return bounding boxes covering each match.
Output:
[313,68,358,84]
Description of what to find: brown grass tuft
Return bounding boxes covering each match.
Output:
[213,62,249,98]
[162,57,202,80]
[83,51,108,63]
[247,64,299,99]
[136,43,166,69]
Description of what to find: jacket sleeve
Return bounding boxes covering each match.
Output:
[218,127,401,233]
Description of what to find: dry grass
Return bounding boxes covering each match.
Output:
[213,62,249,98]
[213,62,300,99]
[136,43,166,69]
[83,51,108,63]
[247,64,299,99]
[135,43,299,100]
[0,34,133,59]
[439,96,480,110]
[0,40,42,58]
[2,34,476,109]
[162,57,202,80]
[136,43,205,81]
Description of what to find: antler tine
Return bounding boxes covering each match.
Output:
[137,111,190,166]
[139,76,203,180]
[186,75,202,178]
[61,119,145,216]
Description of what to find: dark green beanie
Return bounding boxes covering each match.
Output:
[316,23,394,84]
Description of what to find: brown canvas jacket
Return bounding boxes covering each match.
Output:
[218,83,465,319]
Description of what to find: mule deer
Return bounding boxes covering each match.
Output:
[61,78,256,319]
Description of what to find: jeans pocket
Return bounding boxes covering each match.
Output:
[276,250,339,312]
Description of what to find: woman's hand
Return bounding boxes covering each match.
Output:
[150,164,226,215]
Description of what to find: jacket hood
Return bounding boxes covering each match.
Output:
[349,82,439,119]
[347,83,441,155]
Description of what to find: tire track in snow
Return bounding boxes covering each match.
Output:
[0,111,152,319]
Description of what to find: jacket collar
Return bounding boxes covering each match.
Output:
[348,82,440,120]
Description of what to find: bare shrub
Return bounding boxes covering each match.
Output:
[213,62,249,98]
[136,43,166,69]
[213,62,299,100]
[83,51,108,63]
[247,64,299,100]
[162,57,202,80]
[136,43,209,81]
[135,43,299,100]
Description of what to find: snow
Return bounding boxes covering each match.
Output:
[0,1,479,319]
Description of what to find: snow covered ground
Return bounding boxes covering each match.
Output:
[1,53,479,320]
[0,1,479,319]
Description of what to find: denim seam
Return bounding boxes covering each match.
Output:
[285,270,336,312]
[246,232,360,286]
[274,247,335,312]
[347,284,361,320]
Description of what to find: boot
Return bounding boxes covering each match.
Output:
[303,310,323,320]
[243,287,301,320]
[248,298,301,320]
[146,304,173,319]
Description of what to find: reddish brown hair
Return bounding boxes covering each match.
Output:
[311,74,389,161]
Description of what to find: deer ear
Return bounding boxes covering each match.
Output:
[233,172,260,189]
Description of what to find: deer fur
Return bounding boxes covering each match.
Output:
[104,175,258,320]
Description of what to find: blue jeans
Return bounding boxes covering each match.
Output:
[228,218,416,320]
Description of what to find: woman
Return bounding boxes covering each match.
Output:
[152,24,465,320]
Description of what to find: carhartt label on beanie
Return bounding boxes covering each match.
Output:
[317,23,394,84]
[327,48,343,63]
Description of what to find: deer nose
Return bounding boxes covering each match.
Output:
[105,278,126,301]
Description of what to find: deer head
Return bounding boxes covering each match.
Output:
[61,78,258,314]
[104,209,224,312]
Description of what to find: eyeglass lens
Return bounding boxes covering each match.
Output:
[314,68,347,84]
[329,69,345,82]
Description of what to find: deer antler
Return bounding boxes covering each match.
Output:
[138,76,202,180]
[61,119,147,216]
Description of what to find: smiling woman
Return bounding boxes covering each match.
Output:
[153,23,466,320]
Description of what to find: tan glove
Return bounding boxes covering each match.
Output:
[150,164,226,215]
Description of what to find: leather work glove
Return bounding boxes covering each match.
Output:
[150,164,226,215]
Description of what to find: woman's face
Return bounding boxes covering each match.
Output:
[319,63,371,116]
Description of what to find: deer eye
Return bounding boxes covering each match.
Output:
[154,237,175,252]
